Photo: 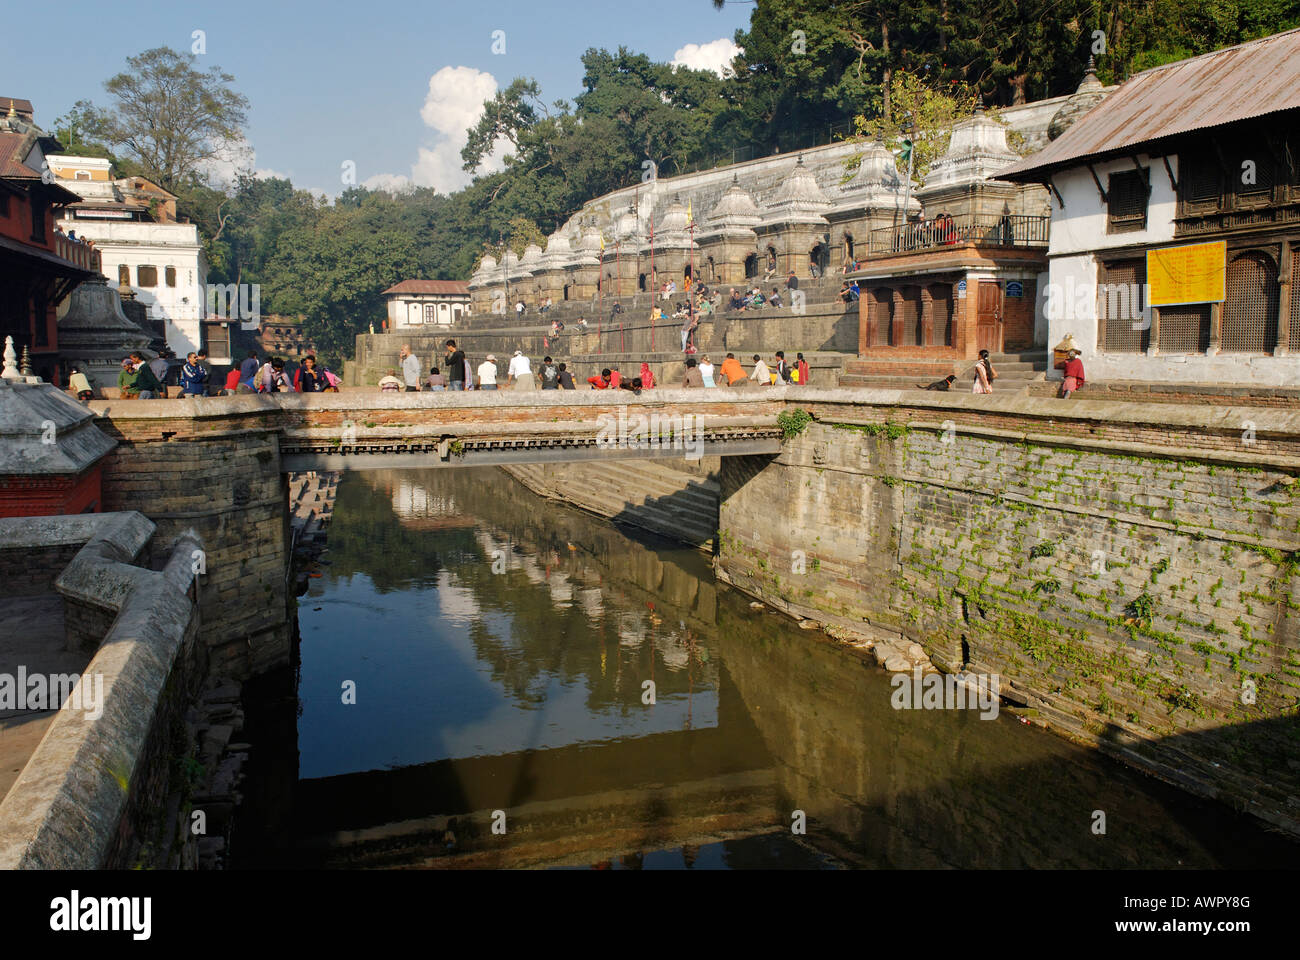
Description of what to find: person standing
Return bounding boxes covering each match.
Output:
[773,350,789,383]
[539,356,560,390]
[444,340,466,391]
[400,345,421,392]
[148,350,170,394]
[750,354,771,386]
[477,354,498,390]
[681,312,699,353]
[195,350,212,395]
[180,352,208,398]
[1056,349,1085,398]
[507,350,534,390]
[296,355,322,393]
[240,351,260,384]
[972,349,996,394]
[131,353,163,399]
[796,352,810,386]
[698,355,716,388]
[224,367,243,395]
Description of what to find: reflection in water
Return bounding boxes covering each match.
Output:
[238,468,1298,870]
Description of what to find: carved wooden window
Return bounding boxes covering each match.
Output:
[1097,259,1148,353]
[1107,170,1148,232]
[1221,251,1279,353]
[1157,304,1211,354]
[137,265,158,287]
[1180,154,1221,209]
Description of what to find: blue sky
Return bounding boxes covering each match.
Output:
[7,0,753,197]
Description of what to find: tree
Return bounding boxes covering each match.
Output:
[95,47,249,192]
[850,68,977,180]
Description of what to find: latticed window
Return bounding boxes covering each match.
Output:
[1290,248,1300,351]
[1097,259,1148,352]
[1108,170,1148,232]
[898,287,923,346]
[1221,251,1279,353]
[1157,304,1211,353]
[929,284,954,347]
[1232,143,1274,198]
[1181,155,1221,205]
[424,304,438,323]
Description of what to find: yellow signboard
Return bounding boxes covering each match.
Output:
[1146,241,1226,306]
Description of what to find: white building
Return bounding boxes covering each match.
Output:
[48,155,210,357]
[382,279,471,329]
[1000,31,1300,385]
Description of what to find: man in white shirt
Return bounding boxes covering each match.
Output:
[507,350,534,390]
[399,345,421,391]
[750,354,771,385]
[477,354,498,390]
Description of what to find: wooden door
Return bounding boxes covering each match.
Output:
[976,281,1002,354]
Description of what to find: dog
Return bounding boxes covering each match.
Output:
[918,375,956,391]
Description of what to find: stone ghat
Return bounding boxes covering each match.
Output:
[714,396,1300,836]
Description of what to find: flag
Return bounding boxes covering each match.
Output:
[599,233,605,252]
[686,200,693,226]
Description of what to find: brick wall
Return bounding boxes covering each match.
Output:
[93,410,291,678]
[717,407,1300,834]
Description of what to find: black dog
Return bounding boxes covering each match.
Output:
[918,375,956,391]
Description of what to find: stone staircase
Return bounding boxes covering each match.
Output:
[838,349,1048,392]
[503,460,720,549]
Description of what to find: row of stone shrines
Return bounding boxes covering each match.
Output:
[468,112,1056,314]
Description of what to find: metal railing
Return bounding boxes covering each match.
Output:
[868,214,1049,255]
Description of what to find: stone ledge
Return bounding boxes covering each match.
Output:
[0,530,202,869]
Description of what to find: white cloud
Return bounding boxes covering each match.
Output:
[671,38,742,78]
[363,65,511,196]
[254,167,289,181]
[201,135,256,187]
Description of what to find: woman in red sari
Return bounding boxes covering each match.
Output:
[639,362,655,389]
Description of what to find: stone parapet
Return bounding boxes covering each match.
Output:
[0,518,204,869]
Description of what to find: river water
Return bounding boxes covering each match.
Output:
[235,466,1296,869]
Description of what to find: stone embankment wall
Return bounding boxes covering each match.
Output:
[502,457,721,550]
[88,399,292,677]
[715,391,1300,834]
[347,278,858,388]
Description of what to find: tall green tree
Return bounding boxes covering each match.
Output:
[94,46,249,193]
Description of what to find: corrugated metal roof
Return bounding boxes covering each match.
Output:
[382,279,471,296]
[1000,28,1300,181]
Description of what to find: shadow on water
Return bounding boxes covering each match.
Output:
[234,467,1299,870]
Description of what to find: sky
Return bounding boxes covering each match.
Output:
[4,0,753,198]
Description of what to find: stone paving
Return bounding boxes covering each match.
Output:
[0,595,91,801]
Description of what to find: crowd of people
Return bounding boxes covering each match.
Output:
[106,348,341,400]
[383,340,816,394]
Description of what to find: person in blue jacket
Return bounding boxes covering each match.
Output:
[179,352,208,398]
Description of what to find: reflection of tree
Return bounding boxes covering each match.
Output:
[337,468,721,716]
[324,474,454,592]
